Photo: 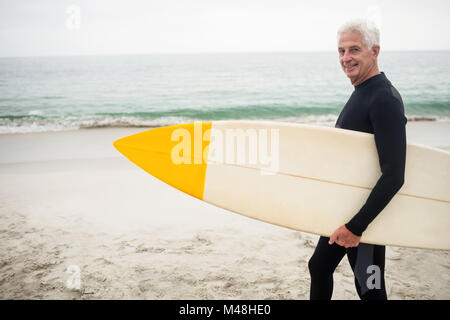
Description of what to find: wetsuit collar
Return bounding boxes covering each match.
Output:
[355,72,387,90]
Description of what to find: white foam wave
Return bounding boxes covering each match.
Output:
[0,116,194,134]
[27,110,43,116]
[0,114,448,134]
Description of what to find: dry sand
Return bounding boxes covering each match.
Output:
[0,122,449,300]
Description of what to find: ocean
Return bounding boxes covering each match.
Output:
[0,51,449,133]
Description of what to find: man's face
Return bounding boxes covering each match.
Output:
[338,31,379,86]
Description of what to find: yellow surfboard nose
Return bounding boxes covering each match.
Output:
[113,122,212,200]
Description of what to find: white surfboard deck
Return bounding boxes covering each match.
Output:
[202,121,450,250]
[113,120,450,250]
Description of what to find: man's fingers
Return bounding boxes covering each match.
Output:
[329,232,337,245]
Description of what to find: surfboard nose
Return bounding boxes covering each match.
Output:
[113,122,212,200]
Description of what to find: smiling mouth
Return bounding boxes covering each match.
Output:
[345,64,358,71]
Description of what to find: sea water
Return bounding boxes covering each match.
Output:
[0,51,449,133]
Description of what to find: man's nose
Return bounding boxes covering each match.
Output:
[342,51,352,62]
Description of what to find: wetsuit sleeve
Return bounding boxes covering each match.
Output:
[345,91,407,236]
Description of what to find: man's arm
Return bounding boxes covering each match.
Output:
[345,91,407,236]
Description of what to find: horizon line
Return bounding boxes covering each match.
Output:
[1,49,450,59]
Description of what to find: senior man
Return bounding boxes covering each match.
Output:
[308,19,407,300]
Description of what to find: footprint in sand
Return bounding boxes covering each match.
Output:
[135,244,166,253]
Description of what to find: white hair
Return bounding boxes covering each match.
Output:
[337,19,380,49]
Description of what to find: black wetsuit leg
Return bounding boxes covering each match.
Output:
[308,236,346,300]
[346,244,387,300]
[308,236,387,300]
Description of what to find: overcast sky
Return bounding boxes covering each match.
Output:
[0,0,449,57]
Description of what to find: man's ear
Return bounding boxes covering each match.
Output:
[372,44,380,58]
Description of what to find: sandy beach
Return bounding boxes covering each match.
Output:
[0,121,449,300]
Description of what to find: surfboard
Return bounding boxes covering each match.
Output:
[113,120,450,250]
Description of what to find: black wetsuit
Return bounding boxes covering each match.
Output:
[308,72,407,300]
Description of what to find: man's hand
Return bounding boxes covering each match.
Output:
[329,225,361,248]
